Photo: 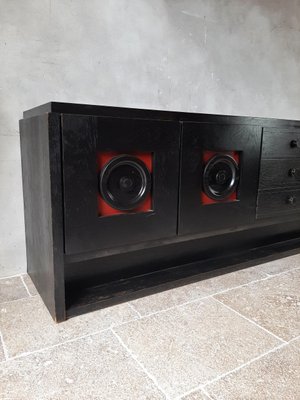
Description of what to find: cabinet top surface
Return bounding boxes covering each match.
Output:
[22,101,300,128]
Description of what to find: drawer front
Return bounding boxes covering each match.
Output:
[257,188,300,218]
[262,128,300,158]
[259,159,300,190]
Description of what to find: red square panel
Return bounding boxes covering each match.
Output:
[201,150,240,205]
[97,152,153,216]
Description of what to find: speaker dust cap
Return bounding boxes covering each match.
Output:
[203,154,239,200]
[99,155,151,211]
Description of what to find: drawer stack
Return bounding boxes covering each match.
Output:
[257,128,300,219]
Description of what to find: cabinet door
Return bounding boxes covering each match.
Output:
[179,122,262,236]
[62,114,180,254]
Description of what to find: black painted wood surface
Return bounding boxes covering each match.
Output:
[24,102,300,129]
[20,102,300,321]
[259,159,300,189]
[65,235,300,318]
[179,122,262,235]
[257,189,300,218]
[64,219,300,286]
[20,114,65,322]
[262,128,300,158]
[61,114,180,254]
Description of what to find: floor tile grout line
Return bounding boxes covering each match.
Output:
[175,383,208,400]
[0,273,26,281]
[0,311,142,364]
[201,342,287,389]
[0,331,9,361]
[1,327,114,363]
[0,263,299,308]
[115,301,195,326]
[212,297,287,343]
[120,264,300,323]
[0,298,144,364]
[263,265,300,277]
[113,274,278,326]
[177,276,271,306]
[209,264,300,293]
[176,343,287,399]
[176,385,216,400]
[20,275,32,297]
[0,295,36,306]
[201,387,216,400]
[1,264,299,327]
[288,334,300,344]
[0,266,297,395]
[128,302,142,318]
[1,308,145,363]
[111,328,170,400]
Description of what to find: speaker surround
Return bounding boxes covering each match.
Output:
[99,155,151,211]
[203,154,239,200]
[97,152,153,217]
[200,150,240,206]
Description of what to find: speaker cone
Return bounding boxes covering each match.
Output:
[203,154,239,200]
[99,155,151,211]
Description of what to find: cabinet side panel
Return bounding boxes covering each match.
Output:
[20,113,65,321]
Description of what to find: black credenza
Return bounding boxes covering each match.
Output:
[20,102,300,321]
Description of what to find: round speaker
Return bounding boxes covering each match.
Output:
[203,154,239,200]
[99,155,151,211]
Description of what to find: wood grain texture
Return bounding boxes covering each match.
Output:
[61,114,180,254]
[179,123,262,236]
[20,113,65,322]
[259,159,300,190]
[257,188,300,218]
[23,102,300,129]
[65,235,300,318]
[19,102,300,322]
[262,128,300,158]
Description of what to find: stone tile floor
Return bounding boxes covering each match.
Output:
[0,255,300,399]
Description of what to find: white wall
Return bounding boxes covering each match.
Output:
[0,0,300,277]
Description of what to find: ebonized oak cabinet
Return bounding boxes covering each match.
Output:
[20,102,300,321]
